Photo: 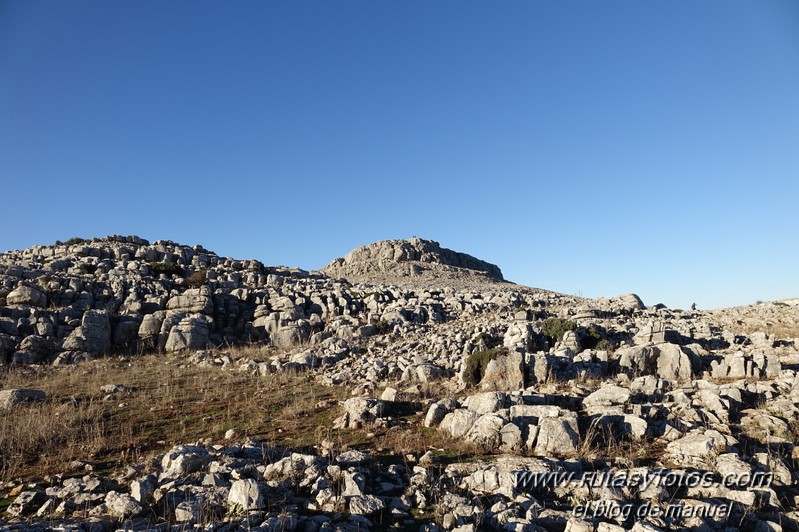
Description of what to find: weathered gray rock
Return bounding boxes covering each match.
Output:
[583,384,630,410]
[6,490,45,517]
[480,351,525,391]
[228,478,265,512]
[271,321,311,348]
[415,362,447,383]
[440,409,480,438]
[666,429,729,467]
[425,398,458,428]
[6,285,47,307]
[0,388,46,408]
[532,416,579,455]
[160,445,210,478]
[263,452,323,488]
[333,398,385,429]
[322,237,504,282]
[617,343,694,381]
[464,413,506,448]
[174,499,203,522]
[62,310,111,356]
[349,494,385,516]
[130,474,157,503]
[166,288,214,314]
[105,491,143,519]
[165,316,211,352]
[710,351,781,379]
[463,392,509,415]
[11,335,58,364]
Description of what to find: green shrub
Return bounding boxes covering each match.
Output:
[57,237,85,246]
[541,318,576,343]
[463,347,507,387]
[580,324,605,350]
[148,262,184,276]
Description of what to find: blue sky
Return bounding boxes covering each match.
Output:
[1,1,797,309]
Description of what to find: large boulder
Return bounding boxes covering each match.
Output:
[0,389,46,409]
[105,491,143,519]
[164,316,211,352]
[480,351,525,391]
[654,343,694,381]
[160,445,211,479]
[62,310,111,356]
[617,343,694,381]
[710,351,781,379]
[532,416,580,455]
[464,413,506,448]
[463,392,510,415]
[166,287,214,314]
[582,384,631,412]
[440,409,480,438]
[6,285,47,307]
[228,479,265,513]
[665,429,729,468]
[12,335,59,364]
[271,321,311,349]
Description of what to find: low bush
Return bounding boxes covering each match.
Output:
[148,262,184,276]
[541,317,576,343]
[580,324,613,351]
[463,347,507,387]
[186,269,208,288]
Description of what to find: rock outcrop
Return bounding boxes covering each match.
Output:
[321,237,505,285]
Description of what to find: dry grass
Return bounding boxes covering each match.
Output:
[575,417,665,464]
[0,350,483,485]
[0,351,348,482]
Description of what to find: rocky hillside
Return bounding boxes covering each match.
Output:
[1,235,798,531]
[321,237,505,286]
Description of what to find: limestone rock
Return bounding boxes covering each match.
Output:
[228,478,265,512]
[6,285,47,307]
[62,310,111,356]
[333,398,385,429]
[480,351,525,391]
[0,388,46,408]
[321,237,504,284]
[165,316,211,352]
[105,491,143,519]
[349,494,385,515]
[532,416,579,455]
[666,429,728,467]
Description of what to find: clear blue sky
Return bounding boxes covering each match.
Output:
[1,1,797,309]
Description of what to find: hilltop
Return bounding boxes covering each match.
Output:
[321,237,505,287]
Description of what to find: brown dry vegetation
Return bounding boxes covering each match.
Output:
[0,351,349,482]
[0,349,485,484]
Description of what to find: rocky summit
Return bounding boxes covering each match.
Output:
[321,237,505,286]
[0,235,798,532]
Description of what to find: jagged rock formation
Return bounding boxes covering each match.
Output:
[2,235,799,531]
[321,237,505,286]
